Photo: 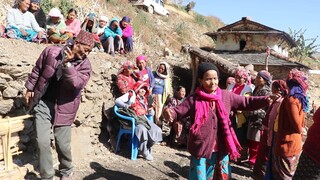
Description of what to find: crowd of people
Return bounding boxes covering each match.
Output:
[1,0,134,55]
[114,57,317,179]
[4,0,319,180]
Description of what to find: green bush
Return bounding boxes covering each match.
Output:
[41,0,54,14]
[41,0,75,17]
[59,0,74,16]
[194,13,216,29]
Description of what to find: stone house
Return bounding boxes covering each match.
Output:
[184,17,310,91]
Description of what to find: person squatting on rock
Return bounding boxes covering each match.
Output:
[115,81,162,161]
[163,62,273,179]
[102,17,124,56]
[24,30,94,180]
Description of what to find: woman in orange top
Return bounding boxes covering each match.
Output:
[273,68,309,179]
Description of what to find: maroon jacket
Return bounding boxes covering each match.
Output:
[170,90,269,159]
[25,45,92,126]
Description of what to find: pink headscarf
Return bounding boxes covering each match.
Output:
[136,55,147,63]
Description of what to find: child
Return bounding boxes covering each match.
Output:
[65,8,81,38]
[120,16,133,52]
[134,55,155,92]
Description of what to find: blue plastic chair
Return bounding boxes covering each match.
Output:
[113,106,139,160]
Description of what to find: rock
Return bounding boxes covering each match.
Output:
[9,81,25,93]
[0,72,13,81]
[0,78,7,90]
[0,99,14,114]
[3,86,19,98]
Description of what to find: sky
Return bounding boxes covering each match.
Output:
[192,0,320,46]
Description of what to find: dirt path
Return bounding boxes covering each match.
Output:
[23,127,252,180]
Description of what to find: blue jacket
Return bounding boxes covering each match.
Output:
[103,18,122,41]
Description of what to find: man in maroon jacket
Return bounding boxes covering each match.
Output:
[24,30,94,180]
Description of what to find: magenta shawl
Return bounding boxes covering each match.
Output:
[193,87,242,160]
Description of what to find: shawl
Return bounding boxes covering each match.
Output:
[194,87,242,160]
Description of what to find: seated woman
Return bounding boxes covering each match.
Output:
[115,81,162,161]
[28,0,46,29]
[117,61,137,95]
[102,18,124,56]
[120,16,133,53]
[46,8,70,44]
[65,8,81,38]
[6,0,44,42]
[167,86,190,146]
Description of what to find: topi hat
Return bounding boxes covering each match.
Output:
[75,30,95,48]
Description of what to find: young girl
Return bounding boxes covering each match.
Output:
[115,81,162,161]
[163,62,271,179]
[134,55,155,92]
[65,8,81,38]
[120,16,133,52]
[152,61,172,126]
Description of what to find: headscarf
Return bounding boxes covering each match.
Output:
[286,68,309,112]
[121,16,130,23]
[31,0,41,3]
[235,67,249,82]
[226,77,235,85]
[117,61,136,75]
[272,80,288,96]
[75,30,95,48]
[133,81,149,96]
[258,70,272,86]
[136,55,147,63]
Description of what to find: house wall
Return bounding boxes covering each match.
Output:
[215,34,289,56]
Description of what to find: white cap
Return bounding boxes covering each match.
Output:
[99,16,108,22]
[48,8,63,18]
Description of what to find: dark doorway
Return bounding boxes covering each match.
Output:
[240,40,246,51]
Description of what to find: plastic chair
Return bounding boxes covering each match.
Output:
[113,106,139,160]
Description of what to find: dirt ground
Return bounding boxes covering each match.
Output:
[20,127,253,180]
